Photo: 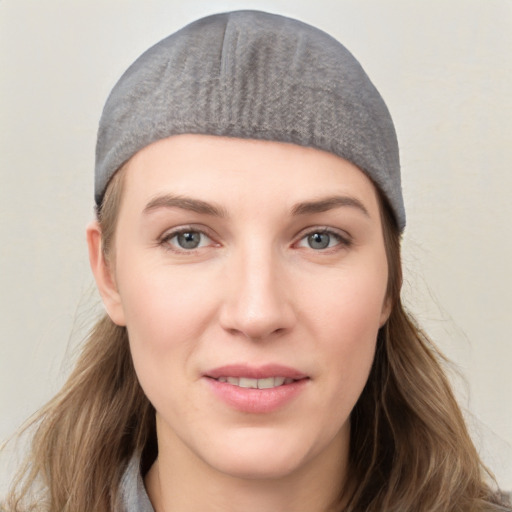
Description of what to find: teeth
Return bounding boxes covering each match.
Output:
[273,377,286,387]
[257,377,276,389]
[217,376,293,389]
[239,377,258,389]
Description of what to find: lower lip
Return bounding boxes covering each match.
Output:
[205,378,308,414]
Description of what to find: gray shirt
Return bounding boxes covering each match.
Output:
[118,455,512,511]
[119,457,154,512]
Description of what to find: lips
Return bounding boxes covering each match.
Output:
[206,364,307,380]
[204,364,309,413]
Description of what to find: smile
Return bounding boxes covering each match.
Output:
[204,365,309,413]
[214,376,296,389]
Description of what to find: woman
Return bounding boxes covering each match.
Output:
[3,10,510,512]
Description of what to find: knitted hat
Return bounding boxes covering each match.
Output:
[95,10,405,230]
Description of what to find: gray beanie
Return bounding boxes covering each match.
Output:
[95,10,405,230]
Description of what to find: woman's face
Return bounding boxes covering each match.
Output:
[94,134,390,481]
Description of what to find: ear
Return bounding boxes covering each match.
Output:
[379,295,392,327]
[86,221,126,326]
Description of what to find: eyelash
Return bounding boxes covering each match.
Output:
[295,227,352,252]
[158,226,352,253]
[159,226,216,252]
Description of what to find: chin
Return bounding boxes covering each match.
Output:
[210,448,307,481]
[197,426,331,481]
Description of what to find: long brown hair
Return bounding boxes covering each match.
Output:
[2,168,510,511]
[345,198,509,511]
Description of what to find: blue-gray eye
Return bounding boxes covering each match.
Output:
[297,230,346,250]
[162,228,215,252]
[176,231,202,249]
[307,232,332,249]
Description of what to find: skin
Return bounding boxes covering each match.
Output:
[87,134,391,512]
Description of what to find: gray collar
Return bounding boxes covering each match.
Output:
[119,456,154,512]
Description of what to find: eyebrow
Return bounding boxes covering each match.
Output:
[291,195,370,217]
[143,194,228,217]
[143,193,370,219]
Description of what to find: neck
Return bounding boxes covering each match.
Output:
[145,420,350,512]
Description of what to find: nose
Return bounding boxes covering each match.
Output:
[219,246,296,341]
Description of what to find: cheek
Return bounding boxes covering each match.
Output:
[117,259,215,346]
[304,263,387,407]
[312,317,378,442]
[115,262,218,398]
[305,259,388,344]
[120,278,209,429]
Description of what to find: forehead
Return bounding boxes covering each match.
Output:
[121,134,381,213]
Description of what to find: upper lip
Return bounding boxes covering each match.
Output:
[205,364,308,380]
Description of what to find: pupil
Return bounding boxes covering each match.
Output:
[178,231,201,249]
[308,232,330,249]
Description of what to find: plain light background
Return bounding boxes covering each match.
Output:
[1,0,511,492]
